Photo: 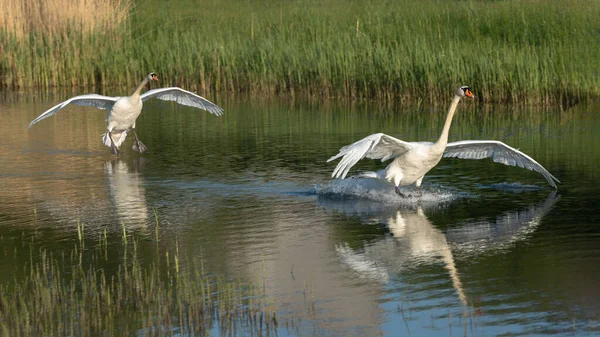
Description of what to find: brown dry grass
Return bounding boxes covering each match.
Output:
[0,0,132,40]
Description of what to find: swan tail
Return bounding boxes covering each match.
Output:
[352,170,386,180]
[355,171,379,179]
[102,130,129,148]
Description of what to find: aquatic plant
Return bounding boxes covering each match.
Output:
[0,223,279,336]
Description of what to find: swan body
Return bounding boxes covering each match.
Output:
[28,73,224,154]
[327,86,560,194]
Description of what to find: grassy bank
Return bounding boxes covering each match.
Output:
[1,0,600,104]
[0,223,280,336]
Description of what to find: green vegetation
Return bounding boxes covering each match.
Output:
[1,0,600,104]
[0,222,280,336]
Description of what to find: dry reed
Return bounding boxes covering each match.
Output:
[0,0,131,41]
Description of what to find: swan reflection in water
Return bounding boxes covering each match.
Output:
[104,159,149,229]
[319,191,559,306]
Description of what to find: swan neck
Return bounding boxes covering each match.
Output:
[435,95,461,148]
[132,77,150,98]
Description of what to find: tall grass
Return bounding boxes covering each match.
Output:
[0,227,280,336]
[1,0,600,104]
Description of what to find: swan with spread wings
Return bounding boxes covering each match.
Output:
[28,72,224,154]
[327,86,559,196]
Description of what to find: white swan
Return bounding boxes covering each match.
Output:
[327,86,559,195]
[27,72,224,154]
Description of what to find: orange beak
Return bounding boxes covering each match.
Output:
[465,88,475,98]
[152,75,159,81]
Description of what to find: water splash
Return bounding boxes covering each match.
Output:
[311,177,470,205]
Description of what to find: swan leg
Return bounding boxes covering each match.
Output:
[394,187,422,199]
[395,184,423,199]
[414,177,424,199]
[395,186,410,198]
[108,133,120,155]
[131,128,147,153]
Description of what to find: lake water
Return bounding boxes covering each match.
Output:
[0,92,599,336]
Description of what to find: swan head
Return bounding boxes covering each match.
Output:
[456,86,475,98]
[147,72,159,81]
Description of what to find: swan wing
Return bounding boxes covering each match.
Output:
[27,94,119,129]
[443,140,560,188]
[327,133,413,179]
[141,87,224,116]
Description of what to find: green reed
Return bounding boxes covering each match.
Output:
[0,227,280,336]
[1,0,600,104]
